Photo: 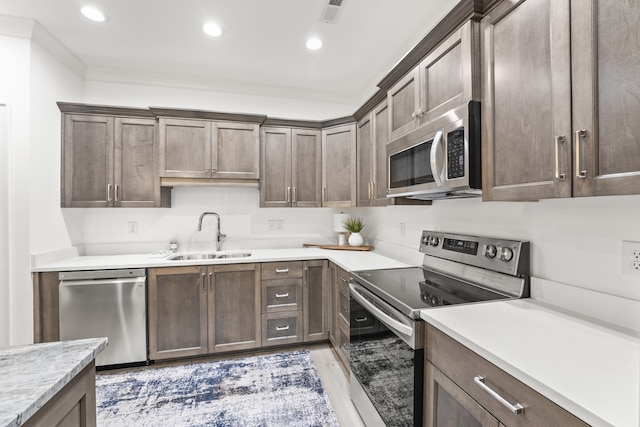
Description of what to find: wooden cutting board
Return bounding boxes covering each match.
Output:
[303,243,373,251]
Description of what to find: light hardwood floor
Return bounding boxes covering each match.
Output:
[309,344,366,427]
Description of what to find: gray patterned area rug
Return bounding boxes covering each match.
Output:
[96,350,340,427]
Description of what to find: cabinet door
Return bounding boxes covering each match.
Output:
[213,122,260,179]
[425,361,500,427]
[208,263,261,353]
[114,117,162,207]
[62,114,114,207]
[418,21,477,125]
[388,67,421,140]
[357,113,374,206]
[373,100,391,205]
[159,118,212,178]
[148,266,208,360]
[322,123,357,207]
[303,260,328,342]
[260,126,292,207]
[292,128,322,207]
[481,0,572,201]
[572,0,640,196]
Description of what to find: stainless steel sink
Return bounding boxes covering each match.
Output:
[167,251,251,261]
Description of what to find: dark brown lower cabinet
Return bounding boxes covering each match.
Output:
[303,260,328,342]
[148,264,260,360]
[425,324,589,427]
[23,362,97,427]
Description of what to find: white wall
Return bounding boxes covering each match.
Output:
[30,42,84,254]
[0,103,11,348]
[0,35,31,346]
[351,195,640,302]
[83,80,356,121]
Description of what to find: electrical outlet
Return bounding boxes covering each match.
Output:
[621,241,640,276]
[127,221,138,235]
[268,220,284,231]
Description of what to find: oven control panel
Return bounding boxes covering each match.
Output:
[420,231,529,277]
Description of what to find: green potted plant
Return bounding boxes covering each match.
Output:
[343,217,365,246]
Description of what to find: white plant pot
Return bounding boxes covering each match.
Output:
[348,232,364,247]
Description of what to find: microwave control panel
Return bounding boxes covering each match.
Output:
[447,128,465,179]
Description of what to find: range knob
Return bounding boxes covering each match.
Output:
[485,245,497,259]
[430,296,440,306]
[422,235,430,245]
[500,247,514,262]
[430,236,440,247]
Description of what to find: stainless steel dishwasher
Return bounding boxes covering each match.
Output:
[59,269,147,367]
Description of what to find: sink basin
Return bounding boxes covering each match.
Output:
[167,251,251,261]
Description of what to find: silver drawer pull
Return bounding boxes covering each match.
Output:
[474,376,524,414]
[275,293,289,298]
[354,317,368,323]
[275,268,289,273]
[275,325,290,331]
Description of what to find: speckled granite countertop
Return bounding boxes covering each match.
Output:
[0,338,107,427]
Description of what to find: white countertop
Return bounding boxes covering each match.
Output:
[0,338,107,427]
[32,247,412,273]
[421,299,640,427]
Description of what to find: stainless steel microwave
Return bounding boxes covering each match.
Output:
[387,101,481,200]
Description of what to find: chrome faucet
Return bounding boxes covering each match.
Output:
[197,212,226,251]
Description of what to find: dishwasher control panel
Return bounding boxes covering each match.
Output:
[59,268,146,281]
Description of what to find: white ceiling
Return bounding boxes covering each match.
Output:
[0,0,459,108]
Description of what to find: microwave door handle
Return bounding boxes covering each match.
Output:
[430,130,444,187]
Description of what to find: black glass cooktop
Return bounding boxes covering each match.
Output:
[350,267,510,319]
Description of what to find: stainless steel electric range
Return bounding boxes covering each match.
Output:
[348,230,530,427]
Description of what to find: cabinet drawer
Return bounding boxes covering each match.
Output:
[261,261,303,280]
[337,315,350,367]
[426,324,589,427]
[338,290,350,324]
[336,267,350,294]
[261,311,303,347]
[261,279,302,313]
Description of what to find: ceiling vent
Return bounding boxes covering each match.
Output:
[320,0,346,24]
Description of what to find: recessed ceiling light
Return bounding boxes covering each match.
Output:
[306,37,323,50]
[203,23,223,37]
[80,6,108,23]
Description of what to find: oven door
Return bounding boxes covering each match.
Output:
[349,282,424,427]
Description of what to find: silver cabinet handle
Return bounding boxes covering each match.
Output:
[554,135,566,181]
[201,273,206,293]
[322,187,326,204]
[292,187,297,204]
[275,268,289,273]
[473,376,524,414]
[575,129,587,179]
[275,293,289,298]
[107,184,113,202]
[275,325,290,331]
[286,186,291,203]
[354,316,368,323]
[114,184,120,202]
[371,182,376,200]
[209,272,213,291]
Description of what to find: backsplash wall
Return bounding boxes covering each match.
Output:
[76,186,339,255]
[352,195,640,302]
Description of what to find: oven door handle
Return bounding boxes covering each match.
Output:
[349,283,414,339]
